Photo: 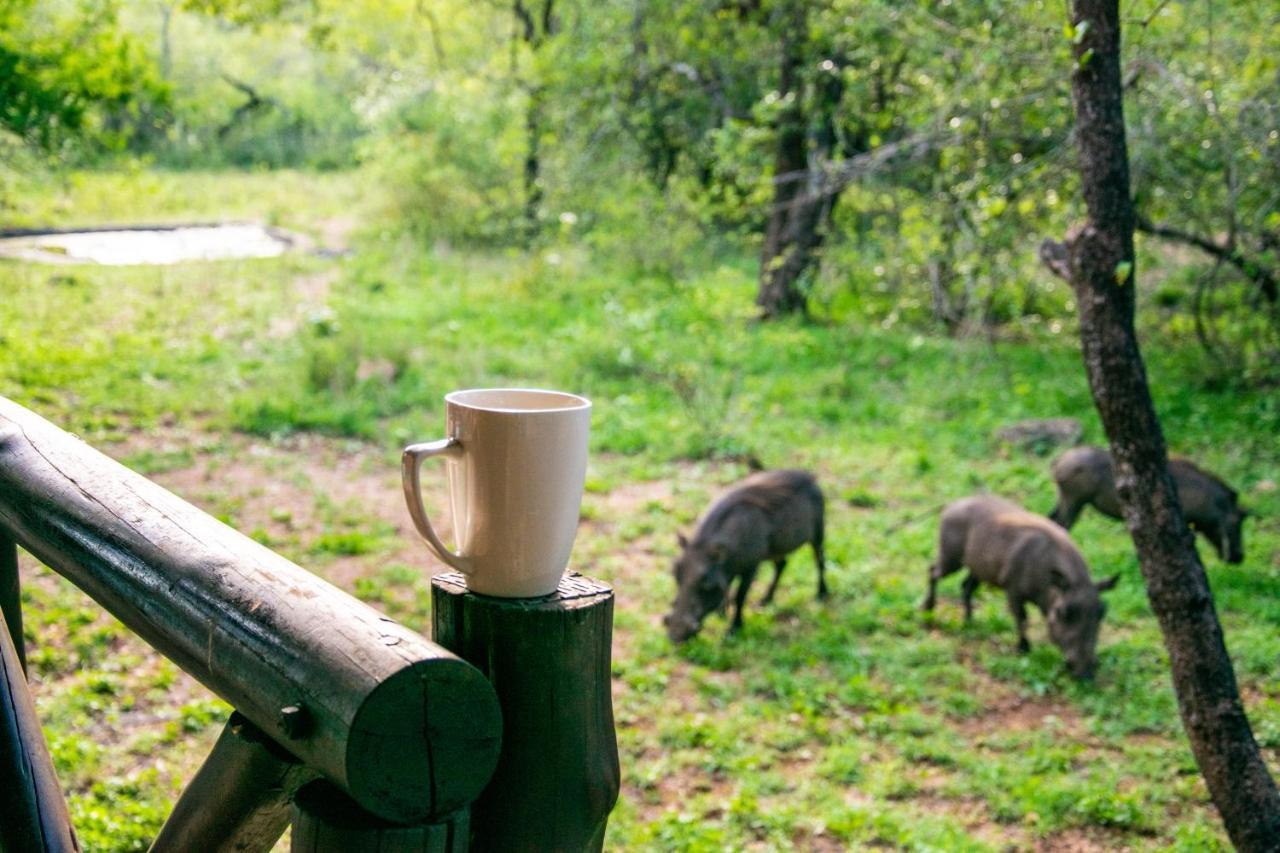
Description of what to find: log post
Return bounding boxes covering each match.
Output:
[431,572,620,853]
[0,607,79,852]
[291,780,468,853]
[0,531,22,673]
[149,712,317,853]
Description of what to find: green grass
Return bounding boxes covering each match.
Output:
[1,169,1277,850]
[2,167,371,234]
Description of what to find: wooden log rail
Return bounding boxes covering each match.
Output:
[0,397,504,849]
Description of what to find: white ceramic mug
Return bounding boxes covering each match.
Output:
[402,388,591,598]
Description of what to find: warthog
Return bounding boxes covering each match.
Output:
[664,469,826,643]
[1049,446,1248,564]
[923,495,1118,680]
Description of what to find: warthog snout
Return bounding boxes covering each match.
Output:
[1064,651,1098,681]
[1046,581,1114,682]
[663,611,703,644]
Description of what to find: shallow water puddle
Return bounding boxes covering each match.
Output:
[0,223,297,265]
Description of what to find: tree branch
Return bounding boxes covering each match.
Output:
[1039,237,1072,282]
[1136,215,1277,304]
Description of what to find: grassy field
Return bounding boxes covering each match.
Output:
[1,169,1278,851]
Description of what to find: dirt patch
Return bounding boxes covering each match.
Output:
[319,215,357,252]
[136,431,451,588]
[1035,827,1130,852]
[627,762,738,827]
[955,693,1081,739]
[598,478,674,518]
[912,793,1030,848]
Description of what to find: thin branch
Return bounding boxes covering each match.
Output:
[1136,215,1278,303]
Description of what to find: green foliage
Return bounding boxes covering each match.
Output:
[0,0,168,156]
[70,772,172,853]
[1125,1,1280,384]
[368,86,525,245]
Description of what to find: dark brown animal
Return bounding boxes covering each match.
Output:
[664,469,826,643]
[1049,446,1248,563]
[923,495,1118,680]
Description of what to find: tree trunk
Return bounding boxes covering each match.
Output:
[523,83,544,241]
[514,0,556,244]
[1047,3,1280,848]
[756,2,818,319]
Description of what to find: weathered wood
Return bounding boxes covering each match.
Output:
[290,780,468,853]
[150,712,317,853]
[0,531,22,673]
[432,572,620,853]
[0,398,502,824]
[0,607,80,853]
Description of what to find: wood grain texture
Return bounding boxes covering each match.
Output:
[432,572,620,853]
[0,398,501,824]
[149,712,317,853]
[290,780,468,853]
[0,532,21,673]
[0,607,80,853]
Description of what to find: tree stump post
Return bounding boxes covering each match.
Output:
[431,571,620,853]
[149,712,317,853]
[0,531,22,673]
[290,780,468,853]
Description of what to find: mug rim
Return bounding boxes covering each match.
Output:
[445,387,592,414]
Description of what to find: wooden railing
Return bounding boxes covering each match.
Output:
[0,397,619,852]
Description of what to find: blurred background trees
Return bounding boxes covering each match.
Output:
[2,0,1276,380]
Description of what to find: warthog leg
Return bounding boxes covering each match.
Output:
[813,536,829,600]
[728,564,759,634]
[961,574,980,622]
[1007,590,1031,653]
[922,552,964,612]
[760,558,787,605]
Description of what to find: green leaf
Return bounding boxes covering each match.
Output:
[1078,48,1095,69]
[1072,20,1091,45]
[1114,260,1133,286]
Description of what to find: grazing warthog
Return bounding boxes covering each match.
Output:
[923,495,1118,680]
[1049,446,1248,564]
[664,469,827,643]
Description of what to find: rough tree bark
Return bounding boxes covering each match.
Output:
[756,1,824,319]
[1042,2,1280,848]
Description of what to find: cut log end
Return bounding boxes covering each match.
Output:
[346,655,502,823]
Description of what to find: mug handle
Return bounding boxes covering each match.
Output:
[402,439,473,574]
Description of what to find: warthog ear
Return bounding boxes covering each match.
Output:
[1095,574,1120,592]
[677,531,689,549]
[1050,567,1071,590]
[708,542,728,564]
